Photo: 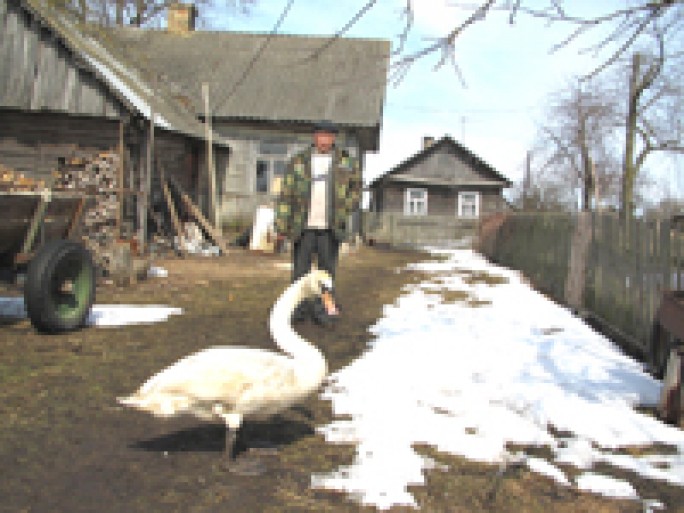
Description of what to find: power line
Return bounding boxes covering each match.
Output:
[300,0,380,63]
[212,0,295,113]
[386,102,535,115]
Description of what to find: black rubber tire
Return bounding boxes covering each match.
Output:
[24,240,96,334]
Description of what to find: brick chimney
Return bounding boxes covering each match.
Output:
[422,136,435,150]
[168,3,197,34]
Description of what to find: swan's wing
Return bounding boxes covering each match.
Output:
[130,347,294,409]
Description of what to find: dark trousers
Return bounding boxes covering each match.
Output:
[292,229,339,282]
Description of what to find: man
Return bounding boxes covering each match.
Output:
[275,120,362,324]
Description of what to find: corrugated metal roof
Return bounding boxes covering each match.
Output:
[102,28,391,129]
[20,0,229,147]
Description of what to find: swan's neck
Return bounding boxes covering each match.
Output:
[269,281,327,384]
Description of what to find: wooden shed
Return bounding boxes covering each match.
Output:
[0,0,230,240]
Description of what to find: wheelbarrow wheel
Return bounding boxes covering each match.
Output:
[25,240,96,333]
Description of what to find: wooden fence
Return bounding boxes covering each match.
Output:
[479,212,684,365]
[363,212,479,248]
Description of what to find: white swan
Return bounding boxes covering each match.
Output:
[118,269,332,470]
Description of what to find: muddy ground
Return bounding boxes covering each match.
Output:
[0,246,682,513]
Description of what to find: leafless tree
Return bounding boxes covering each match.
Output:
[621,40,684,221]
[48,0,255,27]
[389,0,684,83]
[528,78,622,212]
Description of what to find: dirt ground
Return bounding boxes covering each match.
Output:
[0,246,682,513]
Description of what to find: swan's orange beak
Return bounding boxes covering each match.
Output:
[321,290,339,316]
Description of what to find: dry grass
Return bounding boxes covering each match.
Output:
[0,246,681,512]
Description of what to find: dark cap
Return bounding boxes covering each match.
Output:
[313,120,339,134]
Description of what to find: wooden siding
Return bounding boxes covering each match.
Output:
[0,0,125,118]
[392,145,484,184]
[213,120,362,220]
[0,109,121,178]
[375,183,506,217]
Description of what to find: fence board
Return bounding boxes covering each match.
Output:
[480,212,684,363]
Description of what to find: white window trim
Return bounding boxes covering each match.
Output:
[404,188,428,216]
[457,191,480,218]
[256,157,288,194]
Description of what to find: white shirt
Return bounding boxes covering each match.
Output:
[307,152,332,229]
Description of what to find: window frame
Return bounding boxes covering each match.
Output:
[255,156,288,194]
[404,187,428,216]
[457,191,480,218]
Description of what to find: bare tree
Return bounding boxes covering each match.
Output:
[389,1,684,83]
[621,41,684,221]
[48,0,256,27]
[530,78,622,212]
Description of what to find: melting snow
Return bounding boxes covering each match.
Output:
[312,248,684,510]
[0,297,181,327]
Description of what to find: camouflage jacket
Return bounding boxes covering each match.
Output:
[275,146,361,241]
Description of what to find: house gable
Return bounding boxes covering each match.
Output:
[372,136,511,188]
[1,0,126,119]
[392,146,491,185]
[2,0,229,146]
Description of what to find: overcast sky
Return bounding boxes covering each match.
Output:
[207,0,683,198]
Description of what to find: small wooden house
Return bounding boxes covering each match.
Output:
[369,136,511,219]
[364,136,511,246]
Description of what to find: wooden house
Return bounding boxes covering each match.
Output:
[369,136,511,218]
[100,3,391,223]
[365,136,511,246]
[0,0,230,238]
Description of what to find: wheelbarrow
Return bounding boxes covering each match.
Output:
[0,189,95,333]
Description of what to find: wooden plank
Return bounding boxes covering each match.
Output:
[161,179,182,240]
[65,196,86,239]
[168,176,227,252]
[20,193,48,256]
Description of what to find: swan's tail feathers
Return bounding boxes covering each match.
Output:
[117,392,191,417]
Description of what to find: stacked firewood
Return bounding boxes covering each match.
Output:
[54,152,122,273]
[0,163,46,192]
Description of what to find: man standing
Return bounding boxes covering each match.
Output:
[275,121,361,324]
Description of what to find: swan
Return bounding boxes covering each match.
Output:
[117,269,333,472]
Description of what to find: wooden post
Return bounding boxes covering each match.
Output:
[162,179,183,241]
[118,119,124,239]
[139,99,155,254]
[202,83,218,231]
[168,176,227,252]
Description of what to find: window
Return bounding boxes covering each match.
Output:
[256,158,287,194]
[256,160,269,193]
[458,191,480,218]
[405,188,428,216]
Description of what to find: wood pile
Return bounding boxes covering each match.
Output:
[53,152,122,273]
[0,163,46,192]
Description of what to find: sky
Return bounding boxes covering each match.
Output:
[1,249,682,509]
[201,0,683,199]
